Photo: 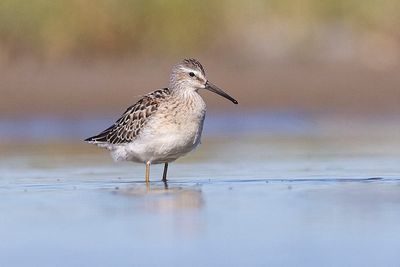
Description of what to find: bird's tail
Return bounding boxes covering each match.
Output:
[84,126,113,144]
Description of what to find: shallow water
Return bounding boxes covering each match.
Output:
[1,115,400,266]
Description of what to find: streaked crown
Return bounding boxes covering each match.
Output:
[181,58,205,76]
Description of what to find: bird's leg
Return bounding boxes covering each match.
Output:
[163,180,168,190]
[145,161,151,184]
[162,162,169,182]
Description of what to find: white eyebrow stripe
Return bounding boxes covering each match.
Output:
[179,67,203,76]
[180,67,195,72]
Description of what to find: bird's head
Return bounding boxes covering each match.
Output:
[169,58,238,104]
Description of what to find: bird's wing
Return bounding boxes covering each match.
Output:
[85,88,170,144]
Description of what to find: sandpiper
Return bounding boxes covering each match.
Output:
[85,58,238,183]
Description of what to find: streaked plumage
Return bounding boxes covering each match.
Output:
[86,88,170,144]
[85,58,238,183]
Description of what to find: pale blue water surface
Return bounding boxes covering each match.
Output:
[0,113,400,266]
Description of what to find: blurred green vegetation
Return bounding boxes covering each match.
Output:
[0,0,399,60]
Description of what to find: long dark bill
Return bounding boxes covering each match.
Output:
[205,81,238,104]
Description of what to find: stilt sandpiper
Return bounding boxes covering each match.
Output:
[85,58,238,183]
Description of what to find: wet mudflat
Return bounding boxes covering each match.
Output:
[1,118,400,267]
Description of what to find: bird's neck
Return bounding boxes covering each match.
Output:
[170,86,197,99]
[170,86,206,111]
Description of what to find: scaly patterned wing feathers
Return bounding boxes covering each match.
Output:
[85,88,170,144]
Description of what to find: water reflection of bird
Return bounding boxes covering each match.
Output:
[85,58,238,183]
[118,186,204,211]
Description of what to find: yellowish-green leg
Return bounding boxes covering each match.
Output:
[162,163,169,182]
[145,161,151,184]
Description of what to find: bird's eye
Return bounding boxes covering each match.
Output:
[189,72,195,77]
